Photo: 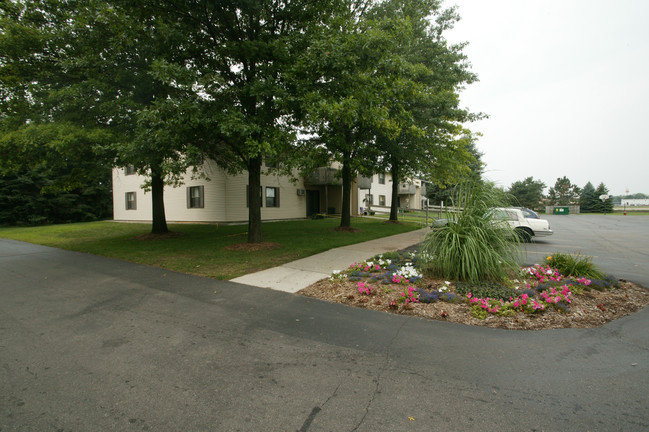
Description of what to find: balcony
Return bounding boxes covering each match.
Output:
[304,168,372,188]
[304,167,341,186]
[398,183,416,194]
[356,175,372,189]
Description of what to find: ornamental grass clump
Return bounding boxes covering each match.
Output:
[421,181,521,283]
[546,252,606,280]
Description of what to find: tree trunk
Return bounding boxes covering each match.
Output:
[150,170,168,234]
[340,151,352,228]
[247,155,263,243]
[389,162,400,221]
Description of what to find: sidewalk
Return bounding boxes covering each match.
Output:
[230,227,430,293]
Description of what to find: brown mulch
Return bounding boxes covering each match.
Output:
[225,242,281,252]
[298,278,649,330]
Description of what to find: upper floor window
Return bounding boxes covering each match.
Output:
[378,173,386,184]
[124,165,136,175]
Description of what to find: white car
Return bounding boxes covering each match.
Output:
[491,207,553,242]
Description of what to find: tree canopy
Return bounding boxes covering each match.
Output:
[508,177,546,210]
[547,176,581,205]
[1,0,483,236]
[300,0,479,226]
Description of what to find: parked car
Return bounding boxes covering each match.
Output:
[431,207,553,242]
[491,207,553,241]
[515,207,540,219]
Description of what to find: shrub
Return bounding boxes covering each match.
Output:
[420,181,521,283]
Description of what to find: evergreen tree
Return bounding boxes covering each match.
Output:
[594,183,614,213]
[0,166,112,225]
[547,177,580,205]
[579,182,598,213]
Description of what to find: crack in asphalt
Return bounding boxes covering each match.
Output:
[350,318,409,432]
[296,380,342,432]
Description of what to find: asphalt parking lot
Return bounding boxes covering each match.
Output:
[522,214,649,287]
[1,216,648,431]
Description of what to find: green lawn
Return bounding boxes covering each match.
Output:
[0,218,419,279]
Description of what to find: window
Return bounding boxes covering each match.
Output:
[125,192,137,210]
[247,185,263,208]
[378,173,386,184]
[125,165,136,175]
[264,160,278,169]
[492,209,517,221]
[365,194,373,205]
[379,195,386,206]
[187,186,204,209]
[266,187,280,207]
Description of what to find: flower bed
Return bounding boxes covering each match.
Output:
[298,252,649,330]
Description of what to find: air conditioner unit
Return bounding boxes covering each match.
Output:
[297,189,305,196]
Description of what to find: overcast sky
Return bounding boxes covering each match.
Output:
[444,0,649,195]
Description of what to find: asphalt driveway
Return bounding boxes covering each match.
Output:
[1,219,648,431]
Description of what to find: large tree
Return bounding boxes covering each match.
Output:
[370,0,479,222]
[593,182,614,213]
[579,181,598,213]
[138,0,335,242]
[301,0,479,226]
[0,0,202,233]
[508,177,546,210]
[547,176,580,205]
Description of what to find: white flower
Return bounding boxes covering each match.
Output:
[329,270,346,281]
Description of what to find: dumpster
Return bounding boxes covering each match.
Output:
[553,207,569,215]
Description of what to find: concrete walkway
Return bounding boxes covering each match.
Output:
[230,227,430,293]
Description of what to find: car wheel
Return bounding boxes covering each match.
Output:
[515,227,533,243]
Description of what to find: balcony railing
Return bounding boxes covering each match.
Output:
[304,167,341,186]
[304,168,372,188]
[398,183,416,194]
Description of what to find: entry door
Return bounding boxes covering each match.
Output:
[306,190,320,217]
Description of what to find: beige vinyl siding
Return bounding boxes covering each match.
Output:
[358,173,394,213]
[112,168,152,221]
[225,171,308,222]
[163,162,227,222]
[111,161,322,223]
